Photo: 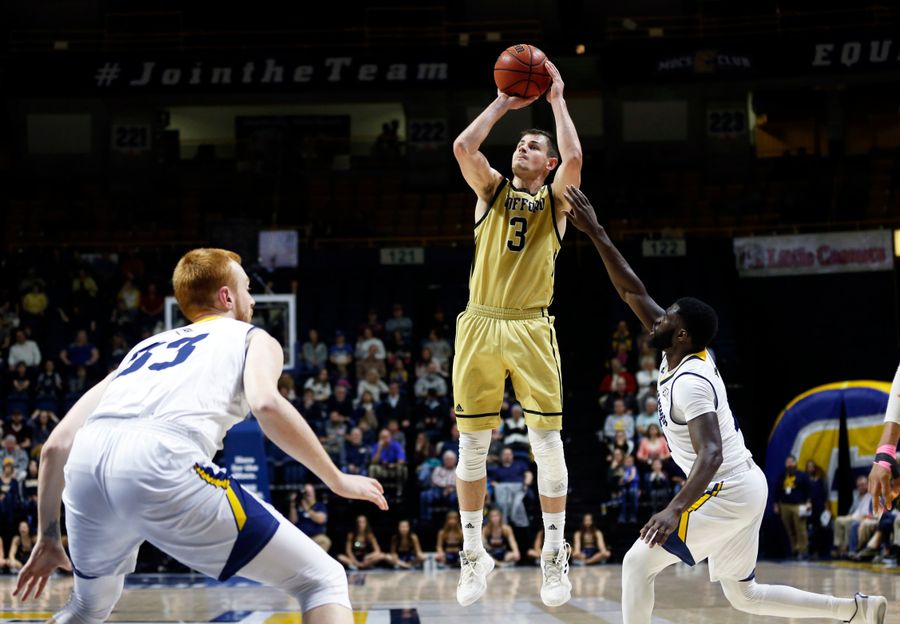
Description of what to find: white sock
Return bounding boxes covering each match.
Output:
[461,510,484,553]
[543,511,565,553]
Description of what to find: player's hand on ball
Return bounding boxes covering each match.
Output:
[640,506,681,548]
[331,473,389,511]
[563,185,601,233]
[545,60,564,102]
[13,538,72,602]
[497,89,539,111]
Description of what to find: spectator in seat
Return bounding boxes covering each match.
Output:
[635,397,659,438]
[358,308,384,339]
[117,275,141,321]
[356,344,386,380]
[385,303,413,343]
[430,306,452,342]
[21,459,38,523]
[635,355,660,402]
[415,361,448,400]
[357,369,389,404]
[435,510,463,568]
[8,330,41,372]
[20,285,48,324]
[603,399,635,442]
[437,423,460,459]
[370,428,408,494]
[355,328,386,376]
[387,519,425,569]
[35,359,63,401]
[618,454,640,523]
[613,342,630,369]
[0,458,21,534]
[806,459,830,558]
[385,330,412,371]
[484,507,521,568]
[7,520,35,573]
[414,347,435,380]
[327,382,354,419]
[611,319,632,354]
[387,359,409,389]
[607,448,626,514]
[411,432,435,468]
[344,427,371,476]
[328,330,354,370]
[59,329,99,373]
[378,382,411,429]
[68,366,89,397]
[107,332,130,369]
[139,282,165,327]
[774,454,811,559]
[298,388,325,427]
[1,436,28,482]
[602,376,639,415]
[300,329,328,375]
[9,363,32,400]
[338,514,387,570]
[277,373,298,403]
[386,418,407,449]
[320,411,347,467]
[644,458,672,513]
[304,368,332,403]
[419,450,458,522]
[833,476,872,557]
[8,409,33,451]
[415,396,443,441]
[636,424,670,466]
[288,484,331,552]
[572,513,611,566]
[607,428,634,460]
[489,447,533,528]
[486,429,506,468]
[423,329,452,373]
[501,403,529,455]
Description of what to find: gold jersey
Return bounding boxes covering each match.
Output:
[468,178,562,310]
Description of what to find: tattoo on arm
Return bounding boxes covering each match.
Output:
[43,520,61,542]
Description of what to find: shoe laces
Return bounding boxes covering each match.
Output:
[458,551,486,587]
[542,543,571,586]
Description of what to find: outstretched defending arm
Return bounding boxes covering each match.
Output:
[14,371,116,601]
[244,331,388,511]
[869,362,900,514]
[563,185,665,330]
[453,91,536,204]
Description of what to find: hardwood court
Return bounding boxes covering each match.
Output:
[1,561,897,623]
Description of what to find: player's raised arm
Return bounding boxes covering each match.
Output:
[243,330,388,511]
[869,362,900,514]
[14,371,116,601]
[453,92,535,203]
[563,185,665,330]
[545,62,583,205]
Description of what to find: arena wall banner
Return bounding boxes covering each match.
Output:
[733,230,893,278]
[764,381,890,515]
[222,419,272,503]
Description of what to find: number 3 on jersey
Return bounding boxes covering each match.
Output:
[507,216,527,252]
[119,334,209,377]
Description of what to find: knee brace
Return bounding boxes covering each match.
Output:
[720,579,764,615]
[456,429,491,482]
[528,428,568,498]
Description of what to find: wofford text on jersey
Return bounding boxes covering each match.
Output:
[504,195,546,213]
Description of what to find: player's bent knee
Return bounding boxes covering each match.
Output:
[720,579,763,615]
[456,430,491,482]
[295,555,350,613]
[528,429,568,498]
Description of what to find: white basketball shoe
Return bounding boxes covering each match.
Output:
[456,549,495,606]
[540,543,572,607]
[849,592,887,624]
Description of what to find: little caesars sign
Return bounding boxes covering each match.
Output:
[92,56,449,90]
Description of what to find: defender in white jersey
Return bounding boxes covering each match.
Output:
[14,248,387,624]
[563,186,887,624]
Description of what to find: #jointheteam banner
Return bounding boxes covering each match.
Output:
[733,230,893,278]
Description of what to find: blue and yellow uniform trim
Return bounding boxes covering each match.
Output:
[662,481,723,565]
[193,464,280,581]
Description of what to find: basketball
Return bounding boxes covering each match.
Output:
[494,43,551,98]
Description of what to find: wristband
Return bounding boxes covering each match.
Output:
[874,445,899,478]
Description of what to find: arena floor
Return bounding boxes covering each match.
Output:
[0,561,897,623]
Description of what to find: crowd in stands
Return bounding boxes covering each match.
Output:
[1,252,892,573]
[775,456,900,566]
